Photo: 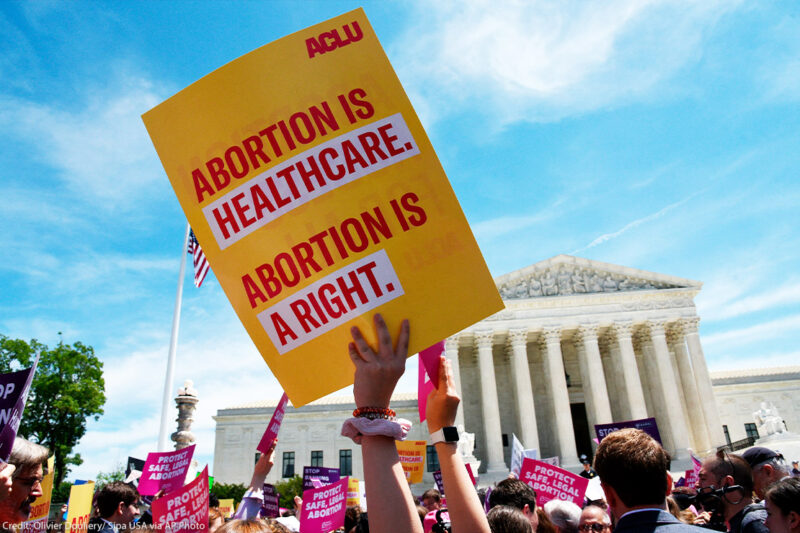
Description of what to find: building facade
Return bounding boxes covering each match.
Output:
[213,255,799,486]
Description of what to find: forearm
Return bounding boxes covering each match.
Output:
[361,435,423,533]
[435,442,490,533]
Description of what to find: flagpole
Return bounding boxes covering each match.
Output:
[158,222,191,452]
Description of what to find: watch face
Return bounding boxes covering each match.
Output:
[442,426,459,442]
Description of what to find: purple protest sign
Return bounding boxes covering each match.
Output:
[302,466,340,491]
[299,477,347,533]
[519,458,589,508]
[137,444,195,495]
[257,393,288,454]
[260,484,280,518]
[0,355,39,462]
[594,417,661,444]
[433,471,444,495]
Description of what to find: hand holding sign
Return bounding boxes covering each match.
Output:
[348,314,409,409]
[425,356,459,433]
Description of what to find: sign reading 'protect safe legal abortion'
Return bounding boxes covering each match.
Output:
[142,8,503,406]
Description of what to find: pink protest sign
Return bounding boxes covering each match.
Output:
[152,465,209,533]
[519,458,589,508]
[137,445,195,495]
[257,392,289,453]
[417,354,436,422]
[465,463,477,486]
[684,469,698,488]
[299,476,347,533]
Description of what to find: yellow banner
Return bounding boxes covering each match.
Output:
[217,498,235,518]
[142,8,503,406]
[66,481,95,533]
[346,477,360,507]
[22,457,55,532]
[396,440,426,484]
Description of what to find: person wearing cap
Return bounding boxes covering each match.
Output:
[741,447,791,500]
[791,461,799,477]
[580,456,598,480]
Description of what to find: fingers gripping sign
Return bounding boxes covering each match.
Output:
[426,356,461,433]
[348,313,409,409]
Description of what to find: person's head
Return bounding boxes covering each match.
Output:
[489,479,538,530]
[487,505,532,533]
[792,461,798,469]
[742,446,790,500]
[96,481,140,525]
[345,505,363,533]
[536,507,557,533]
[543,500,580,533]
[578,505,611,533]
[697,450,754,512]
[582,463,592,472]
[594,428,670,519]
[0,437,49,524]
[764,477,800,533]
[217,518,273,533]
[421,489,441,512]
[208,507,224,533]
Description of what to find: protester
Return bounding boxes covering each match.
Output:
[231,439,277,520]
[594,428,707,532]
[95,481,141,532]
[544,500,581,533]
[425,355,489,533]
[421,489,442,513]
[217,518,272,533]
[578,505,611,533]
[763,477,800,533]
[741,447,791,500]
[537,507,558,533]
[0,464,15,503]
[487,505,533,533]
[0,437,48,525]
[342,314,421,533]
[696,451,767,533]
[488,478,539,531]
[209,507,224,533]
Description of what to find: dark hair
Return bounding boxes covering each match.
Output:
[487,506,532,533]
[421,488,441,503]
[765,477,800,516]
[209,493,220,508]
[488,479,537,512]
[346,505,363,531]
[96,482,140,519]
[594,428,670,507]
[705,451,754,495]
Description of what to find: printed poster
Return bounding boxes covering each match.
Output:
[594,417,661,444]
[138,445,195,495]
[303,466,340,491]
[300,477,347,533]
[346,477,361,506]
[65,481,95,533]
[257,392,289,453]
[0,355,38,462]
[153,465,209,533]
[141,8,504,407]
[217,499,234,518]
[519,458,588,508]
[396,440,426,484]
[261,484,280,518]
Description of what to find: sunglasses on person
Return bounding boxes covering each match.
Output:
[579,524,610,532]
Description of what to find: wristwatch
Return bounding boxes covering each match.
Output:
[430,426,460,444]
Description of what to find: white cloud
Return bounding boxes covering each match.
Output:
[702,280,800,321]
[393,0,740,126]
[0,74,169,210]
[702,314,800,349]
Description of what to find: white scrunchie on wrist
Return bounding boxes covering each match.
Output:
[341,417,412,444]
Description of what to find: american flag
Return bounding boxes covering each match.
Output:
[188,229,210,288]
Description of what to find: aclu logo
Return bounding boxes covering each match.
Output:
[306,21,363,58]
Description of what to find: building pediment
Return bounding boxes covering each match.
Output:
[495,254,701,300]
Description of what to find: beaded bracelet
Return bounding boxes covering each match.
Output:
[353,406,396,420]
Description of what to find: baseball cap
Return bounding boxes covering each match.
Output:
[742,446,781,468]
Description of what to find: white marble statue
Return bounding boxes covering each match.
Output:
[754,401,786,436]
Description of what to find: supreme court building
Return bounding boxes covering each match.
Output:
[212,255,799,485]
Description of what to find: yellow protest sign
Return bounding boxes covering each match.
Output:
[217,498,235,518]
[346,477,360,506]
[66,481,95,533]
[396,440,426,484]
[142,8,503,406]
[22,456,55,532]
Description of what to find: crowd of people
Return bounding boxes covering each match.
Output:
[1,315,799,533]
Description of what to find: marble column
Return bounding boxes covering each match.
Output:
[474,331,507,472]
[613,322,648,420]
[682,317,726,448]
[540,328,579,468]
[648,320,690,460]
[575,325,613,426]
[667,326,710,453]
[445,336,465,428]
[507,329,540,451]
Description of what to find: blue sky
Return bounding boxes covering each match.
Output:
[1,1,799,482]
